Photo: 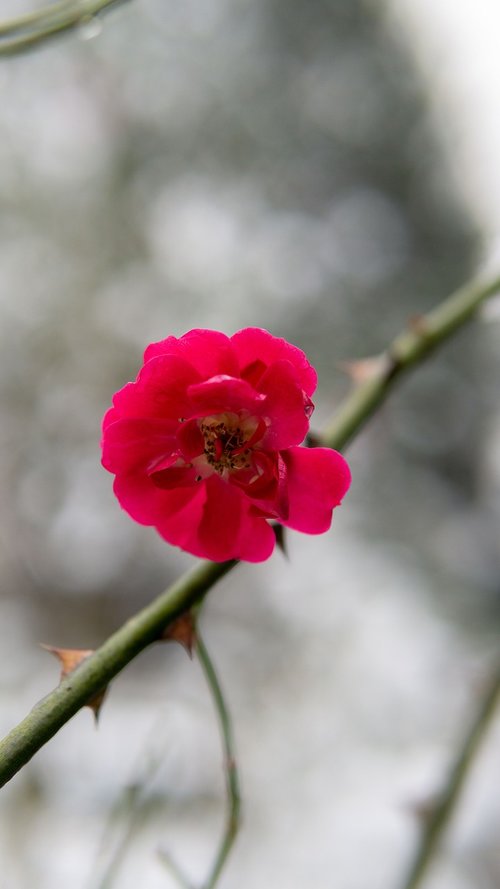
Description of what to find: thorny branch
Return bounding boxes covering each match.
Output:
[0,274,499,788]
[0,275,500,889]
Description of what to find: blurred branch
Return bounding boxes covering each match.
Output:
[0,0,130,55]
[322,275,500,451]
[0,273,499,789]
[196,630,241,889]
[399,660,500,889]
[89,717,194,889]
[159,628,241,889]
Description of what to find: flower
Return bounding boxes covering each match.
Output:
[101,328,351,562]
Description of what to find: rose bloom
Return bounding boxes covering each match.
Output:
[101,328,351,562]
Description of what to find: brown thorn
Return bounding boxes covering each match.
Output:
[161,612,197,658]
[41,644,107,721]
[408,314,431,337]
[338,355,389,383]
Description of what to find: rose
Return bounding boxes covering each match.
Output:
[101,328,351,562]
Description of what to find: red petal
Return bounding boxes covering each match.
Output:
[102,406,120,431]
[280,447,351,533]
[187,375,265,416]
[201,476,277,562]
[237,511,276,562]
[114,473,199,527]
[112,355,201,421]
[150,464,198,489]
[231,328,317,396]
[258,360,312,448]
[194,475,244,561]
[155,484,207,549]
[177,418,205,460]
[101,418,178,474]
[162,475,276,562]
[238,453,289,520]
[239,358,267,387]
[144,329,239,378]
[146,475,237,561]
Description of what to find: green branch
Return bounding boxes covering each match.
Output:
[0,559,236,788]
[322,275,500,451]
[158,628,241,889]
[196,632,241,889]
[0,0,130,55]
[0,273,499,790]
[399,660,500,889]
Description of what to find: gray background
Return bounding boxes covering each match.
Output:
[0,2,499,888]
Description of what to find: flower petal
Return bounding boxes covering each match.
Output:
[150,463,198,489]
[176,475,276,562]
[114,473,199,527]
[238,510,276,562]
[144,329,239,378]
[177,418,205,459]
[102,418,178,474]
[113,355,201,421]
[258,359,312,448]
[280,447,351,533]
[147,475,239,561]
[187,375,265,416]
[195,475,246,561]
[231,327,317,396]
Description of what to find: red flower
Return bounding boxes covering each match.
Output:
[101,328,351,562]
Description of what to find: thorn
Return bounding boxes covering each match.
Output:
[408,314,431,337]
[41,644,107,721]
[405,794,438,824]
[338,355,388,383]
[41,644,94,676]
[161,613,197,658]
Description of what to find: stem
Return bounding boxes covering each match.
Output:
[0,273,499,789]
[0,0,130,54]
[196,632,241,889]
[0,0,77,33]
[322,275,500,451]
[157,851,194,889]
[158,628,241,889]
[399,661,500,889]
[0,559,236,788]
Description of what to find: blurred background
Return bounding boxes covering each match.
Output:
[0,1,499,888]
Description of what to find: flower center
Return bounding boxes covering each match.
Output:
[200,416,253,475]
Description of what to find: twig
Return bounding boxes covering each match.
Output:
[89,737,166,889]
[399,660,500,889]
[158,627,241,889]
[322,275,500,451]
[0,274,499,789]
[196,631,241,889]
[0,0,130,55]
[157,850,195,889]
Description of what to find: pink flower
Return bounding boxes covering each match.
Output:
[101,328,351,562]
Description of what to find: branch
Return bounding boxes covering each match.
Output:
[0,559,236,788]
[158,628,241,889]
[322,275,500,451]
[0,0,130,55]
[196,631,241,889]
[399,660,500,889]
[0,273,499,789]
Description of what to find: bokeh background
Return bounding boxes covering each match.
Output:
[0,1,499,888]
